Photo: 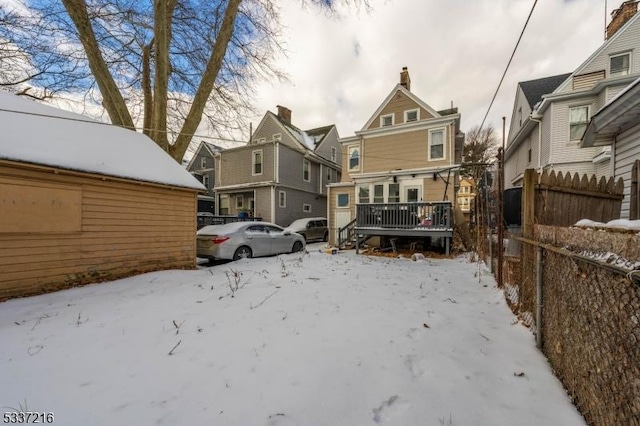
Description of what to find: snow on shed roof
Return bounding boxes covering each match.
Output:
[0,92,204,191]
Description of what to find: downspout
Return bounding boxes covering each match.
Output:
[530,117,543,172]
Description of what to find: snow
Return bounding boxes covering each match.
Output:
[0,246,586,426]
[575,218,640,231]
[0,92,204,190]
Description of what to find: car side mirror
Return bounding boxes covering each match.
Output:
[283,230,291,236]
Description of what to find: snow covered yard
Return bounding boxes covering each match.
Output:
[1,246,585,426]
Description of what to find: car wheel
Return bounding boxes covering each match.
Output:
[322,231,328,242]
[233,246,252,260]
[292,241,303,253]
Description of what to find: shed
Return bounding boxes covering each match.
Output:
[0,92,204,299]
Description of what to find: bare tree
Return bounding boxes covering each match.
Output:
[462,124,499,180]
[0,0,370,162]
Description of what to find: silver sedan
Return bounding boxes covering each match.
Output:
[196,221,306,261]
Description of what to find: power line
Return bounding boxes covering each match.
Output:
[478,0,538,134]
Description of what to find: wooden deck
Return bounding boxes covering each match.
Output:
[352,201,453,254]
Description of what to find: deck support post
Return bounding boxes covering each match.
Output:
[355,233,360,254]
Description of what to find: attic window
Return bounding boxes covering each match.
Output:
[380,114,394,127]
[253,137,266,144]
[404,109,419,123]
[273,133,282,142]
[331,147,337,162]
[201,158,207,168]
[610,52,630,77]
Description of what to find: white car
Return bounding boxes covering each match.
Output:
[197,221,306,261]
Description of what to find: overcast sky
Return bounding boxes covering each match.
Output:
[243,0,618,144]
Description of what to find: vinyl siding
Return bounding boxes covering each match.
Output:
[362,124,455,173]
[252,113,302,151]
[0,163,197,299]
[253,186,273,223]
[505,133,536,189]
[274,187,327,227]
[367,91,434,130]
[217,143,275,187]
[549,98,599,172]
[541,106,553,166]
[327,184,355,246]
[615,123,640,219]
[507,87,534,144]
[314,127,342,167]
[279,144,320,193]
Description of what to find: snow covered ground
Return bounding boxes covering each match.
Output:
[1,244,585,426]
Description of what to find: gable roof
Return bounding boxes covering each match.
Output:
[186,140,224,171]
[361,83,441,130]
[519,73,572,109]
[305,125,334,148]
[0,91,204,190]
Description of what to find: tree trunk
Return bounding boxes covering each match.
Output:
[170,0,242,162]
[142,40,154,138]
[62,0,134,130]
[151,0,177,152]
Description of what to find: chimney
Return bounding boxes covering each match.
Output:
[400,66,411,91]
[606,1,638,39]
[276,105,291,124]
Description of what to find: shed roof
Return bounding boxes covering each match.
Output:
[519,73,571,109]
[0,92,204,190]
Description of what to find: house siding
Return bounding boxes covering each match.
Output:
[254,186,273,223]
[549,98,600,172]
[327,184,356,246]
[217,142,275,187]
[615,123,640,219]
[314,127,342,167]
[274,187,326,227]
[367,91,434,130]
[0,163,197,299]
[253,113,302,152]
[507,87,534,144]
[541,106,553,166]
[279,144,320,193]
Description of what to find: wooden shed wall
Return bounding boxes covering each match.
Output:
[0,162,198,299]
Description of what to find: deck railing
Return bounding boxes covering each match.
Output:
[355,202,452,230]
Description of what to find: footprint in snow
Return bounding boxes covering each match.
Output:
[372,395,410,424]
[404,354,425,378]
[266,413,298,426]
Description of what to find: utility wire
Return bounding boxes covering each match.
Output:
[478,0,538,134]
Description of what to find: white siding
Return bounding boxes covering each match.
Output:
[541,107,553,166]
[507,87,534,144]
[615,123,640,219]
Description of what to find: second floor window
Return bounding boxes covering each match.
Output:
[429,129,445,160]
[201,158,207,168]
[569,106,589,141]
[331,147,337,162]
[303,159,310,182]
[348,146,360,171]
[252,150,262,175]
[610,52,630,77]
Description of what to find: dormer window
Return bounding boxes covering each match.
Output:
[404,109,419,123]
[610,52,630,77]
[380,114,394,127]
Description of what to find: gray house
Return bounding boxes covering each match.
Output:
[214,106,341,227]
[505,0,640,188]
[186,141,223,214]
[582,76,640,219]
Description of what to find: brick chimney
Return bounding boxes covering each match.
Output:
[606,1,638,39]
[400,66,411,91]
[276,105,291,124]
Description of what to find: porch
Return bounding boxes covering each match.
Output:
[339,201,454,254]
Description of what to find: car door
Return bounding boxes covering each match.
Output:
[266,224,292,254]
[244,224,271,257]
[307,220,320,241]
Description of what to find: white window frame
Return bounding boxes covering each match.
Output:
[279,191,286,208]
[203,174,210,189]
[428,128,446,161]
[373,184,384,203]
[252,137,266,144]
[303,203,312,213]
[252,149,263,176]
[388,183,400,203]
[337,193,349,208]
[331,147,337,162]
[358,184,370,204]
[380,113,394,127]
[200,157,207,168]
[348,145,360,171]
[610,52,631,77]
[303,158,311,182]
[273,133,282,142]
[236,194,244,209]
[569,105,590,142]
[404,109,419,123]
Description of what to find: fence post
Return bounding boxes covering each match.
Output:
[536,245,543,350]
[522,169,537,240]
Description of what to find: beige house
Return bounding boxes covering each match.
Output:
[214,106,341,227]
[327,68,464,254]
[0,92,204,299]
[457,177,475,221]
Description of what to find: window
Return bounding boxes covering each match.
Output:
[279,191,286,208]
[236,195,244,209]
[331,147,337,162]
[252,137,266,144]
[569,106,589,141]
[610,52,630,77]
[407,187,419,203]
[252,150,263,175]
[219,194,230,215]
[388,183,400,203]
[404,109,419,123]
[327,168,332,181]
[201,158,207,168]
[273,133,282,141]
[518,107,522,127]
[373,184,384,203]
[303,203,312,213]
[380,114,394,127]
[337,193,349,208]
[429,128,445,160]
[348,146,360,171]
[303,159,311,182]
[358,185,370,203]
[203,175,210,189]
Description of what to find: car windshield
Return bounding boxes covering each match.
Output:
[287,219,309,228]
